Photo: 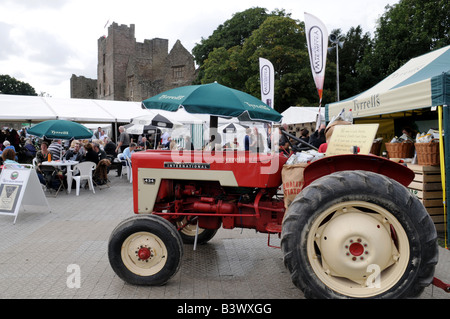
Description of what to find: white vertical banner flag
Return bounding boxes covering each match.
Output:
[259,57,274,108]
[304,12,328,106]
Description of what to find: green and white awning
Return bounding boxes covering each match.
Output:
[326,45,450,121]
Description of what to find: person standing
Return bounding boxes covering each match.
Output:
[250,127,264,153]
[115,126,130,153]
[244,128,251,151]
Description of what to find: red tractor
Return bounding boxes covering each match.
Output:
[108,132,439,299]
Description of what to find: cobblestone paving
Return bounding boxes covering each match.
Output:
[0,173,448,299]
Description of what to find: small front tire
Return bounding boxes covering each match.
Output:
[108,214,183,286]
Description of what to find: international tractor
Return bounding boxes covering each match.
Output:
[107,130,442,299]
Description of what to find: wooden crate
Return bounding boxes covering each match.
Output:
[407,164,446,232]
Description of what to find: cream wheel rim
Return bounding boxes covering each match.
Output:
[177,218,205,237]
[307,201,410,298]
[121,231,168,276]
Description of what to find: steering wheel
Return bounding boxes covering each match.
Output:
[281,130,318,153]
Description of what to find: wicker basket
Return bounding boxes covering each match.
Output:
[415,139,440,166]
[385,141,414,159]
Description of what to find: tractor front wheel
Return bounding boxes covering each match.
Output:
[108,214,183,286]
[281,170,438,299]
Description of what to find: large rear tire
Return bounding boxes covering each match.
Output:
[281,170,438,299]
[108,214,183,286]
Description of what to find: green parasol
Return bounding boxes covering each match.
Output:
[141,82,282,123]
[27,120,93,140]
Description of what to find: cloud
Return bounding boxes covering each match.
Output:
[0,0,400,98]
[0,0,70,9]
[25,29,75,66]
[0,22,20,60]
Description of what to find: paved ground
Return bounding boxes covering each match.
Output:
[0,171,449,300]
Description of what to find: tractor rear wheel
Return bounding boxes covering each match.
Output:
[281,170,438,299]
[108,214,183,286]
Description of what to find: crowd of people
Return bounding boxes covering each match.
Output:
[276,123,326,155]
[0,126,134,190]
[0,122,327,185]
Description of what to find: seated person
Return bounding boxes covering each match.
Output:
[1,141,18,161]
[48,140,63,161]
[64,141,83,162]
[23,139,37,163]
[139,136,151,150]
[35,141,52,167]
[122,142,137,160]
[93,142,107,163]
[1,149,22,169]
[117,143,136,176]
[103,137,117,158]
[2,140,16,152]
[84,143,98,163]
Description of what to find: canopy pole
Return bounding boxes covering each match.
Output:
[439,105,448,248]
[209,115,219,148]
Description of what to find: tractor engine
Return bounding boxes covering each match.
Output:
[153,180,285,233]
[131,149,288,234]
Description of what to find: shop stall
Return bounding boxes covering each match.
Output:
[326,45,450,246]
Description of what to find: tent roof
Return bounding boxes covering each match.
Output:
[281,106,325,125]
[0,94,151,123]
[326,45,450,121]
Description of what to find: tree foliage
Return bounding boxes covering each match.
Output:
[0,74,37,96]
[358,0,450,90]
[192,0,449,111]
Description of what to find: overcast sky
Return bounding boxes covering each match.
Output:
[0,0,400,99]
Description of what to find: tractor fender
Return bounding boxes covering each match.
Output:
[302,154,415,188]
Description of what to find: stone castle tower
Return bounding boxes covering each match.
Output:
[71,22,196,101]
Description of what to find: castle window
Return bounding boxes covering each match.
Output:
[172,66,184,79]
[127,76,134,100]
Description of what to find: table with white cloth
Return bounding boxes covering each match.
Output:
[40,160,79,192]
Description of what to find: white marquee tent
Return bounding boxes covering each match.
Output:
[281,106,325,125]
[0,94,151,123]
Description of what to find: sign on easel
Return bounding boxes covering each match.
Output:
[326,124,379,156]
[0,164,50,224]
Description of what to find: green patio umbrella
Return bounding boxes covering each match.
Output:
[141,82,282,123]
[27,120,93,140]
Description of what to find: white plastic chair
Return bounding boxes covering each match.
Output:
[126,156,132,183]
[117,153,129,180]
[67,161,96,196]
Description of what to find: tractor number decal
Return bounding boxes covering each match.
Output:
[143,178,156,185]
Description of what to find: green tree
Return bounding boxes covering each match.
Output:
[240,16,314,111]
[327,26,373,100]
[200,15,321,113]
[358,0,450,90]
[0,74,37,96]
[192,7,288,84]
